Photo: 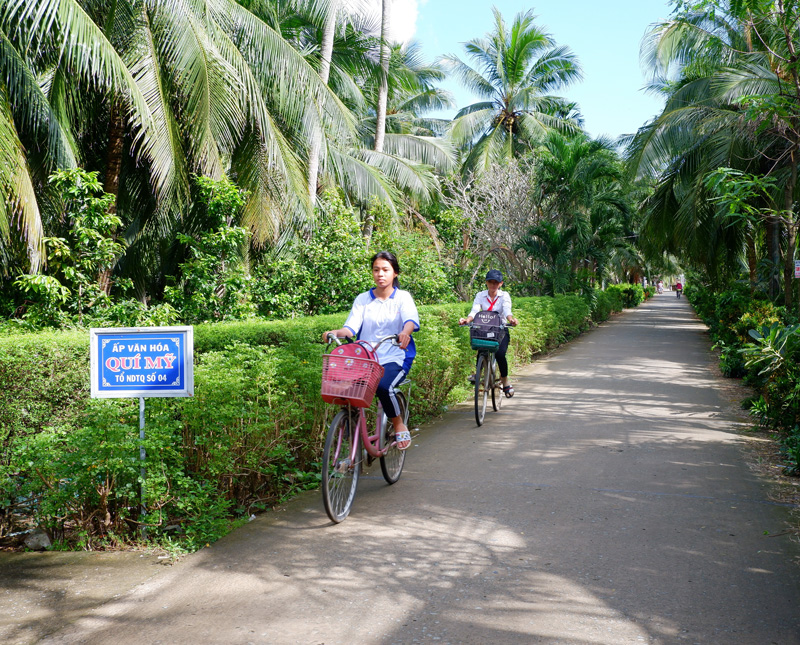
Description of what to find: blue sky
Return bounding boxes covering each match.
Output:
[382,0,675,141]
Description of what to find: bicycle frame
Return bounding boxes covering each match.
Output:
[462,320,506,426]
[335,380,410,463]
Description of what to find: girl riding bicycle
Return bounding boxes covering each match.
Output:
[459,269,518,397]
[322,251,419,450]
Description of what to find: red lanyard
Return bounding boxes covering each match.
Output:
[487,295,499,311]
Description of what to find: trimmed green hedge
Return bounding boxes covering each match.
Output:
[1,294,599,549]
[606,283,644,308]
[590,288,623,322]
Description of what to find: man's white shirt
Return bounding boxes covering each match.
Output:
[344,287,420,367]
[468,289,513,321]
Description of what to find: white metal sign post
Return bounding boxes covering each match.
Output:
[90,327,194,536]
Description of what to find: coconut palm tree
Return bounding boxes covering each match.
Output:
[0,0,355,284]
[369,42,455,138]
[442,7,582,177]
[258,1,454,213]
[631,0,800,306]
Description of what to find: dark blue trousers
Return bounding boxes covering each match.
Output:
[377,362,408,419]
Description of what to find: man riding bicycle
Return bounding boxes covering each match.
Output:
[322,251,419,450]
[459,269,518,397]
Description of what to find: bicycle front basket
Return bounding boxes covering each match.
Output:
[470,337,500,352]
[321,344,384,408]
[470,310,505,351]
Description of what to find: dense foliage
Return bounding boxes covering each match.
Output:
[0,1,650,328]
[687,284,800,474]
[631,0,800,311]
[0,0,672,553]
[626,0,800,479]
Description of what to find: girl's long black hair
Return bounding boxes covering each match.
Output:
[371,250,401,288]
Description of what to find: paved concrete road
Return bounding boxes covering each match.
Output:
[7,294,800,644]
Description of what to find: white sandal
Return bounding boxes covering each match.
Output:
[394,429,412,450]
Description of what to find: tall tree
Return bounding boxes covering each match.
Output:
[442,7,582,177]
[307,0,339,203]
[632,0,800,308]
[0,0,355,287]
[374,0,391,153]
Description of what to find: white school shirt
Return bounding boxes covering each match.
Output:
[344,287,420,368]
[468,289,513,321]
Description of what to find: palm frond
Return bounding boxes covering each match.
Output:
[322,145,397,206]
[0,30,76,170]
[0,90,43,271]
[439,54,495,99]
[380,133,455,173]
[449,107,494,147]
[355,148,438,204]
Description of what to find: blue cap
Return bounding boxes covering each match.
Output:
[485,269,503,282]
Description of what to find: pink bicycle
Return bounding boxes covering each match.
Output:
[320,333,411,523]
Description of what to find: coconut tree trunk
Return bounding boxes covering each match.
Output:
[766,215,781,300]
[363,0,390,244]
[98,101,125,295]
[307,0,338,205]
[784,150,797,309]
[374,0,390,154]
[746,226,757,294]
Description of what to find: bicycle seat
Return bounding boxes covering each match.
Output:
[395,378,411,387]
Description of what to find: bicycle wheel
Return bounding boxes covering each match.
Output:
[322,410,360,523]
[379,391,407,484]
[474,353,488,426]
[491,356,503,412]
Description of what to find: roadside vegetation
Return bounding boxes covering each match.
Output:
[0,2,652,551]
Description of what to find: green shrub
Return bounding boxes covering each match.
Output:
[690,284,800,474]
[251,193,455,320]
[252,194,373,318]
[590,289,618,322]
[780,426,800,476]
[606,283,644,308]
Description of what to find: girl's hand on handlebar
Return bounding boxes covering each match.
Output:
[507,316,518,326]
[397,331,411,350]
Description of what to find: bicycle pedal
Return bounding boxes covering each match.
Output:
[334,458,352,474]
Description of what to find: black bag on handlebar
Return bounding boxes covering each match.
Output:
[470,310,505,351]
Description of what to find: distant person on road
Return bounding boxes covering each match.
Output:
[459,269,518,397]
[675,281,683,298]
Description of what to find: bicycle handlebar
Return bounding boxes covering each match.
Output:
[325,333,401,350]
[459,321,514,328]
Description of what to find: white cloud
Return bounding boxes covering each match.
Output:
[389,0,419,43]
[363,0,419,44]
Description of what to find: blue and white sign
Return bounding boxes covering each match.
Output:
[90,326,194,398]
